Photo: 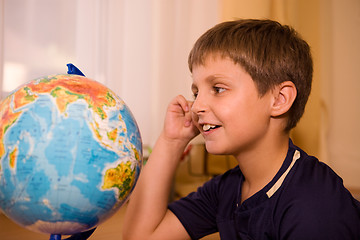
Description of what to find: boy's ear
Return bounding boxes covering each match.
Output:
[271,81,297,117]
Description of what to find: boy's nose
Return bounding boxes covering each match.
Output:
[191,94,207,114]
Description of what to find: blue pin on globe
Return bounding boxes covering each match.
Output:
[0,65,143,240]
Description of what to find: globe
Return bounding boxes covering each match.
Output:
[0,74,142,237]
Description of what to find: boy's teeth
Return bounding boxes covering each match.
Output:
[203,124,216,131]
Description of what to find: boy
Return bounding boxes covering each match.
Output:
[123,19,360,239]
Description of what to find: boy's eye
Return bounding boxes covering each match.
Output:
[214,86,226,94]
[193,91,198,99]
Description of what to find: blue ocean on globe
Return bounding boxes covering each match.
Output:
[0,74,143,236]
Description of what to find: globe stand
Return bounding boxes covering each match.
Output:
[50,234,61,240]
[48,227,97,240]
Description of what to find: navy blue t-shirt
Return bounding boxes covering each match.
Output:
[168,140,360,239]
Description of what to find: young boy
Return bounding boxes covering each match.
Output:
[123,19,360,240]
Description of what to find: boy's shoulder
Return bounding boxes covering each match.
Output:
[285,145,359,206]
[287,146,348,195]
[283,144,354,202]
[273,144,360,238]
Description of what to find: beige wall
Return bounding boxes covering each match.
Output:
[321,0,360,189]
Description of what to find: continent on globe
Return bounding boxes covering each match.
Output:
[0,74,143,236]
[9,147,17,169]
[102,161,136,201]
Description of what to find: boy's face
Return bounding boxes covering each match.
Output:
[191,55,274,157]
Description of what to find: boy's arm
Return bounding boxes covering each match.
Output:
[123,95,199,240]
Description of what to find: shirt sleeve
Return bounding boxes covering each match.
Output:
[168,176,221,239]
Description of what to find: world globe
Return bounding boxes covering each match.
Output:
[0,72,142,239]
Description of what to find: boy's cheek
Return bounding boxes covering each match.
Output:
[191,115,201,129]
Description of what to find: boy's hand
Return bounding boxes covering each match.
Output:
[162,95,199,144]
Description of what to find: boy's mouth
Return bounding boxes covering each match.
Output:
[202,124,220,132]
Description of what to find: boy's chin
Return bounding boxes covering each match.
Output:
[205,143,229,156]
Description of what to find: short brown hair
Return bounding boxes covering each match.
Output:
[188,19,313,131]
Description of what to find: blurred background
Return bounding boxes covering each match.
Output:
[0,0,359,239]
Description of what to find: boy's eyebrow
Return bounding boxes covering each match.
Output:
[205,74,229,84]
